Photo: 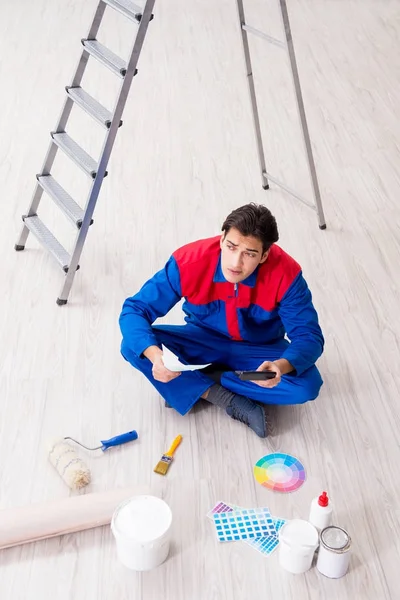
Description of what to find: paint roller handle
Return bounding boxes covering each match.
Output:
[101,430,138,450]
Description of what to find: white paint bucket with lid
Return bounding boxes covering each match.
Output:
[278,519,319,574]
[111,495,172,571]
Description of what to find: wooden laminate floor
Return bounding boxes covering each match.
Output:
[0,0,399,598]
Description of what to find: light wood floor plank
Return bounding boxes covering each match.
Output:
[1,0,399,598]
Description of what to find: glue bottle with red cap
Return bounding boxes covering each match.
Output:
[309,491,332,531]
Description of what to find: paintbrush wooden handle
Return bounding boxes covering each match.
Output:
[166,434,182,457]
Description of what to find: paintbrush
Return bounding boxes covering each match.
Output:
[153,435,182,475]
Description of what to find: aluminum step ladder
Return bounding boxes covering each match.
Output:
[236,0,327,229]
[15,0,155,305]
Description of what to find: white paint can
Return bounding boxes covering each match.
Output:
[111,495,172,571]
[278,519,319,574]
[316,526,351,578]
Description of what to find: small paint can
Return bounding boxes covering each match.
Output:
[316,526,351,578]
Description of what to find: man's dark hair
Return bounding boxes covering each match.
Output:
[221,203,279,253]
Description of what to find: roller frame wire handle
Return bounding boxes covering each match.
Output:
[65,429,139,452]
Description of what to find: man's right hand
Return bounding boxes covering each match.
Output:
[152,354,181,383]
[143,346,181,383]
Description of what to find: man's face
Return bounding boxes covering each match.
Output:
[220,227,269,284]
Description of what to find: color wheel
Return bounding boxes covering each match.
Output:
[253,453,306,493]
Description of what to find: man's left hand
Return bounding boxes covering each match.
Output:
[253,361,282,388]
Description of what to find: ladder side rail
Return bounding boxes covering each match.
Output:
[235,0,269,190]
[57,0,156,304]
[278,0,326,228]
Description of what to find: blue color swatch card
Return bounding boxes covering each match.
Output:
[245,517,286,555]
[207,501,287,556]
[246,534,280,555]
[212,507,277,542]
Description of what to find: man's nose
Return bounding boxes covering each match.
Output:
[232,253,243,267]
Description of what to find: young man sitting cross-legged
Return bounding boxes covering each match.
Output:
[119,203,324,438]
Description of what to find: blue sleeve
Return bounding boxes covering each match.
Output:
[278,272,324,375]
[119,256,182,358]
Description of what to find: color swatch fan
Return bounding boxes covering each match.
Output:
[254,453,306,493]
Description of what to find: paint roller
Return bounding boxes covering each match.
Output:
[0,485,150,551]
[48,430,138,490]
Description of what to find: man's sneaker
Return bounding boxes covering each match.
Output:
[226,395,268,438]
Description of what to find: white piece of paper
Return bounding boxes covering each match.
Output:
[161,344,211,372]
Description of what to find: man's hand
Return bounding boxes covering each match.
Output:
[143,345,181,383]
[253,358,294,388]
[253,361,282,388]
[152,354,181,383]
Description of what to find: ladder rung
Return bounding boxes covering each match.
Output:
[263,171,315,210]
[242,24,285,49]
[66,86,122,129]
[22,215,78,272]
[37,175,93,229]
[51,132,107,179]
[103,0,143,22]
[81,39,127,77]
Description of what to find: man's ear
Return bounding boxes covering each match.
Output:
[220,233,225,249]
[259,249,270,264]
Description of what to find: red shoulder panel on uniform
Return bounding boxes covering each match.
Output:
[252,244,301,310]
[173,236,221,301]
